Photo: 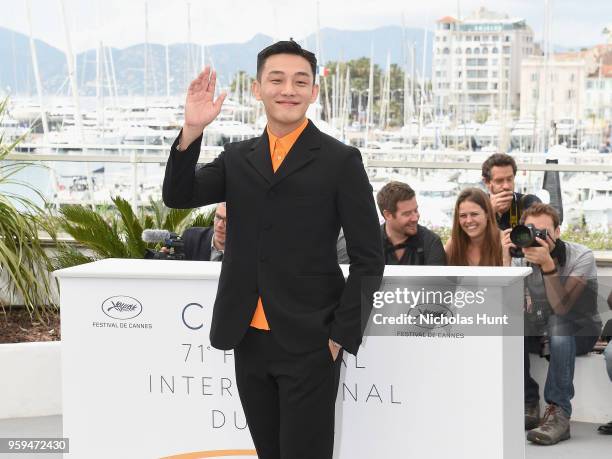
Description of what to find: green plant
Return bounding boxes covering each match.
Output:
[474,110,489,124]
[54,196,215,268]
[190,208,215,228]
[144,197,196,233]
[0,98,58,318]
[433,226,452,245]
[561,225,612,250]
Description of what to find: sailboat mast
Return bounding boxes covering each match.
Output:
[165,42,171,100]
[58,0,84,139]
[107,45,119,101]
[402,14,409,128]
[365,44,374,148]
[25,0,49,137]
[418,25,429,151]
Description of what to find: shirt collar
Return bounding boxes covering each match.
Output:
[382,223,420,250]
[267,118,309,151]
[211,234,224,254]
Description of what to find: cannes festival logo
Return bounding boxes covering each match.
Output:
[101,295,143,320]
[408,302,455,330]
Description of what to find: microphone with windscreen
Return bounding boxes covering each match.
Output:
[142,229,174,243]
[142,229,185,260]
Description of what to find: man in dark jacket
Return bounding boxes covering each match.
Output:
[182,203,226,261]
[376,181,446,265]
[337,181,446,266]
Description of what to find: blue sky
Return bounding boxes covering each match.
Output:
[1,0,611,52]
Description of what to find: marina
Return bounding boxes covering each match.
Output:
[1,2,611,458]
[0,81,610,232]
[1,2,611,233]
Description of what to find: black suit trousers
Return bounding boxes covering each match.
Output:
[234,327,343,459]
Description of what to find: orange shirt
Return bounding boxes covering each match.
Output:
[250,118,309,330]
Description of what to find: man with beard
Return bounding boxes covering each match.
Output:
[338,181,446,265]
[377,182,446,265]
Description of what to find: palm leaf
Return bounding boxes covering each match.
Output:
[163,207,193,232]
[147,197,166,229]
[112,196,146,258]
[59,205,128,258]
[52,243,97,269]
[190,208,216,228]
[141,214,155,231]
[0,98,57,315]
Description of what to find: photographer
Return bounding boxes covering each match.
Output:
[503,203,602,445]
[481,153,540,230]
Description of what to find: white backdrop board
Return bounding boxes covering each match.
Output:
[55,259,531,459]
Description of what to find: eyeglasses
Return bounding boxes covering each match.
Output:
[214,214,227,224]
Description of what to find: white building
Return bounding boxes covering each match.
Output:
[520,51,589,122]
[585,47,612,121]
[432,7,535,120]
[520,45,612,122]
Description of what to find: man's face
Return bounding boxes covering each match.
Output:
[523,214,560,250]
[213,204,227,248]
[384,198,420,238]
[252,53,319,127]
[485,165,515,195]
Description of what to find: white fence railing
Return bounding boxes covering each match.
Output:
[7,148,612,172]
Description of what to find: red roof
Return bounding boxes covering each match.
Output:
[437,16,458,24]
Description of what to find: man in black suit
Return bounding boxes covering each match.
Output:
[163,40,384,459]
[182,203,226,261]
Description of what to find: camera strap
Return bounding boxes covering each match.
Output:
[549,238,567,267]
[509,194,521,228]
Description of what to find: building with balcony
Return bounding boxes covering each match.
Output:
[520,45,612,122]
[432,7,536,120]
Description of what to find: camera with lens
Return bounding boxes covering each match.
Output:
[143,232,185,260]
[509,224,548,258]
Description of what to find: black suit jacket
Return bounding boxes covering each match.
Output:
[163,120,384,354]
[182,226,214,261]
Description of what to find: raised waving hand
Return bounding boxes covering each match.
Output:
[180,66,227,149]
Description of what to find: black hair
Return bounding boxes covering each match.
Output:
[481,153,517,182]
[256,40,317,81]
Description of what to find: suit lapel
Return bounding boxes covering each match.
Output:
[245,120,322,187]
[246,130,274,184]
[203,227,214,261]
[271,120,321,187]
